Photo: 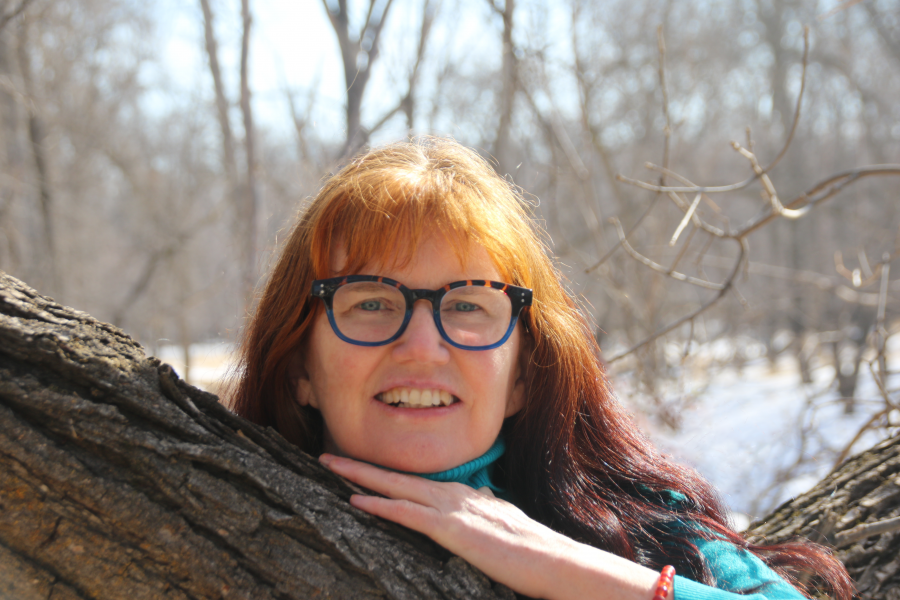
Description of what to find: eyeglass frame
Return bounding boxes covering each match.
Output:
[310,275,533,351]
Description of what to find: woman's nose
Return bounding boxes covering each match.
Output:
[391,301,451,364]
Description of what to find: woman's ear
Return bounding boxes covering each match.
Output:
[504,327,532,417]
[288,350,317,408]
[505,376,526,417]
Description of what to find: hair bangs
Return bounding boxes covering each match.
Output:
[309,163,520,282]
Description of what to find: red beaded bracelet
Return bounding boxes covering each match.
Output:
[652,565,676,600]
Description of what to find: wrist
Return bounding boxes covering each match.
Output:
[653,566,676,600]
[538,537,668,600]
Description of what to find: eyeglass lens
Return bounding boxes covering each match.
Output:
[330,281,514,347]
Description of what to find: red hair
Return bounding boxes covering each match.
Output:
[230,137,852,599]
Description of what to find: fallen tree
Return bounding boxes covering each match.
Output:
[746,434,900,600]
[1,270,897,599]
[0,272,512,600]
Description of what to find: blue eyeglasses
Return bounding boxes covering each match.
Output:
[311,275,532,350]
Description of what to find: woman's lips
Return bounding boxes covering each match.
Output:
[375,387,457,408]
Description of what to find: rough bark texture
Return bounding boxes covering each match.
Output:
[746,434,900,600]
[0,272,514,600]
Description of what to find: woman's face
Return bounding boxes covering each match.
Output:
[296,232,526,473]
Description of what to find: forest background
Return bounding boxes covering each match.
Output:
[1,0,898,524]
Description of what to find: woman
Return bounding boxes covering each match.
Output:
[230,137,852,600]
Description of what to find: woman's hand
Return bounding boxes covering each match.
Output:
[319,454,664,600]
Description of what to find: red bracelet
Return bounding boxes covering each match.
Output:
[652,565,676,600]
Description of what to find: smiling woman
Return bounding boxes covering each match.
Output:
[298,234,527,473]
[228,137,853,600]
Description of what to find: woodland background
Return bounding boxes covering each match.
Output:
[0,0,898,520]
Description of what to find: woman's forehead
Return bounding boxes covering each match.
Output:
[328,231,506,281]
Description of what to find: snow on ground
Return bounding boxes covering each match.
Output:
[154,335,898,528]
[623,334,899,528]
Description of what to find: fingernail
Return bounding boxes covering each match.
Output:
[319,453,334,467]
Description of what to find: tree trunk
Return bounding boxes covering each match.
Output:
[0,272,514,600]
[493,0,516,176]
[15,20,58,298]
[239,0,259,305]
[746,434,900,600]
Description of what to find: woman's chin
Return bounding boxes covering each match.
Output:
[374,454,457,474]
[360,446,469,473]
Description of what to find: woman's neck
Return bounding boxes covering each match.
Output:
[414,437,505,493]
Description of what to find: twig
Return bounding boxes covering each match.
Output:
[607,237,746,363]
[833,406,889,469]
[866,357,894,410]
[859,248,874,279]
[735,165,900,238]
[761,27,809,174]
[874,253,891,383]
[609,218,723,290]
[818,0,866,21]
[618,162,900,203]
[682,319,694,360]
[585,25,671,274]
[657,25,671,180]
[585,196,661,273]
[618,171,758,195]
[669,193,702,246]
[668,224,697,274]
[616,27,809,198]
[732,142,808,219]
[700,255,900,306]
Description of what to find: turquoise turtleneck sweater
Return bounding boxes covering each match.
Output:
[411,439,805,600]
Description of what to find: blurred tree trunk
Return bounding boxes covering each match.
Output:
[747,434,900,600]
[489,0,516,176]
[15,17,57,298]
[239,0,259,306]
[0,22,22,275]
[323,0,395,158]
[0,272,514,600]
[199,0,237,185]
[199,0,258,308]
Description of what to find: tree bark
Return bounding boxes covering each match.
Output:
[0,272,514,600]
[746,433,900,600]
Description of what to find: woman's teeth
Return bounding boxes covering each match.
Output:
[377,388,454,408]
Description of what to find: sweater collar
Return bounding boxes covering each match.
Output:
[414,437,505,494]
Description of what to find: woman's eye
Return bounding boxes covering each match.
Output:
[449,301,480,312]
[357,299,386,311]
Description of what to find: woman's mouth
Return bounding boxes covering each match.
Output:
[375,387,457,408]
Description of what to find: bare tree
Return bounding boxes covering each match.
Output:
[323,0,395,156]
[199,0,238,189]
[239,0,259,305]
[15,12,57,297]
[487,0,517,174]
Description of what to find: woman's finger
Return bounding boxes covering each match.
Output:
[349,493,443,533]
[320,453,444,506]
